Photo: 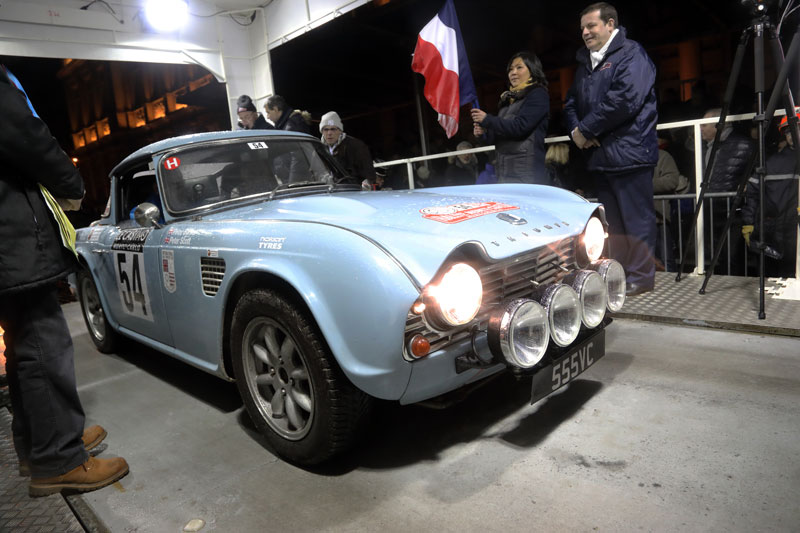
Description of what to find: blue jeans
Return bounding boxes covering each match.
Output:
[0,285,89,477]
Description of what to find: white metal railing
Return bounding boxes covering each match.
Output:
[374,111,798,279]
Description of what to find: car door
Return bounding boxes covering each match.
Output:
[92,172,173,346]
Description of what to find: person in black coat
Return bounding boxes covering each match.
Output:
[264,94,313,135]
[698,108,755,193]
[0,64,129,496]
[320,111,376,188]
[236,94,270,130]
[696,107,755,274]
[471,51,550,184]
[741,114,798,277]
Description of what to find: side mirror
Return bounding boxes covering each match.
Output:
[134,202,163,228]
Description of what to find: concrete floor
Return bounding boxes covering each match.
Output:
[60,301,800,532]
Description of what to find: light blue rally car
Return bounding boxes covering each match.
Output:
[75,130,625,465]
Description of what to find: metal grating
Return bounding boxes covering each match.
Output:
[0,408,84,532]
[200,257,226,296]
[405,237,576,354]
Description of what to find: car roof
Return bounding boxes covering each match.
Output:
[110,129,317,177]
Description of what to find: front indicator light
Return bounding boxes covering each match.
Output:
[488,299,549,368]
[425,263,483,328]
[408,335,431,358]
[537,284,581,347]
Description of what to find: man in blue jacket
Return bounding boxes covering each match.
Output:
[565,2,659,296]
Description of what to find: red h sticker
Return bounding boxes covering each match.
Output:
[163,156,181,170]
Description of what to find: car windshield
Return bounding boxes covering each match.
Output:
[159,138,350,214]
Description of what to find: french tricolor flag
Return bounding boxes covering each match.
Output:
[411,0,478,138]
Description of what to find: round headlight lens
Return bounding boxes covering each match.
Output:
[591,259,626,312]
[538,284,581,347]
[492,299,550,368]
[579,271,608,327]
[427,263,483,327]
[582,217,606,262]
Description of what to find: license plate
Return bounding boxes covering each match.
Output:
[530,328,605,404]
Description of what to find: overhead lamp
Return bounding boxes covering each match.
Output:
[144,0,189,32]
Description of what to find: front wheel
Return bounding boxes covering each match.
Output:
[77,269,118,353]
[230,289,371,465]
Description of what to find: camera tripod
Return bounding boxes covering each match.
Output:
[676,5,800,320]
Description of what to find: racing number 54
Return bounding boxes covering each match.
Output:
[117,252,147,315]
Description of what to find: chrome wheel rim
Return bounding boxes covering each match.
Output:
[80,276,106,342]
[241,317,313,440]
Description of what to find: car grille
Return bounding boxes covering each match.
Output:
[404,237,576,356]
[200,257,226,296]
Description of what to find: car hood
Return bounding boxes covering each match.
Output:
[204,184,599,287]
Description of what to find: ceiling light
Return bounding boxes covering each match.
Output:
[144,0,189,32]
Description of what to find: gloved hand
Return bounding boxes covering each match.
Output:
[742,224,754,246]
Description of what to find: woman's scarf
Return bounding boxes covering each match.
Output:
[500,79,535,106]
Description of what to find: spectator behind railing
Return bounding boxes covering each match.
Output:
[694,107,755,274]
[320,111,376,189]
[652,139,689,271]
[741,110,799,278]
[441,140,480,186]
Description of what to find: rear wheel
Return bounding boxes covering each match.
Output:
[77,269,118,353]
[230,289,371,465]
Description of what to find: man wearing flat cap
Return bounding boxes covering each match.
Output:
[320,111,376,188]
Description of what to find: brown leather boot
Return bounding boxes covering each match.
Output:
[81,425,108,450]
[19,425,108,476]
[29,456,129,497]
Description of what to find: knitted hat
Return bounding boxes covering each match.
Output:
[237,94,256,113]
[319,111,343,133]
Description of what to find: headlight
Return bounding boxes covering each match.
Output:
[425,263,483,328]
[582,217,606,263]
[564,270,607,328]
[588,259,626,312]
[488,299,549,368]
[536,284,581,347]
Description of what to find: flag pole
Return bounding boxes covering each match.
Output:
[412,62,430,166]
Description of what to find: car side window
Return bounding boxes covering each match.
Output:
[118,169,163,225]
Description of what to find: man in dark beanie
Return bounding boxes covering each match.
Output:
[236,94,269,130]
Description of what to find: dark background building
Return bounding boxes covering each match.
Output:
[2,0,797,221]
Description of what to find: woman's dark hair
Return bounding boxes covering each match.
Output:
[507,51,548,89]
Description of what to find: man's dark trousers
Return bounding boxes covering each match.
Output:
[594,167,657,288]
[0,284,89,477]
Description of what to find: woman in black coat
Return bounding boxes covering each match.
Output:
[471,51,550,184]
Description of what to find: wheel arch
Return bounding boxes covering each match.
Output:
[221,270,311,381]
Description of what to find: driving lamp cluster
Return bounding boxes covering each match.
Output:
[487,259,625,369]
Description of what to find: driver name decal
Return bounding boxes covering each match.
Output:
[420,202,519,224]
[112,227,153,252]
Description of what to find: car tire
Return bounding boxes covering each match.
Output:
[230,289,371,465]
[77,269,118,353]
